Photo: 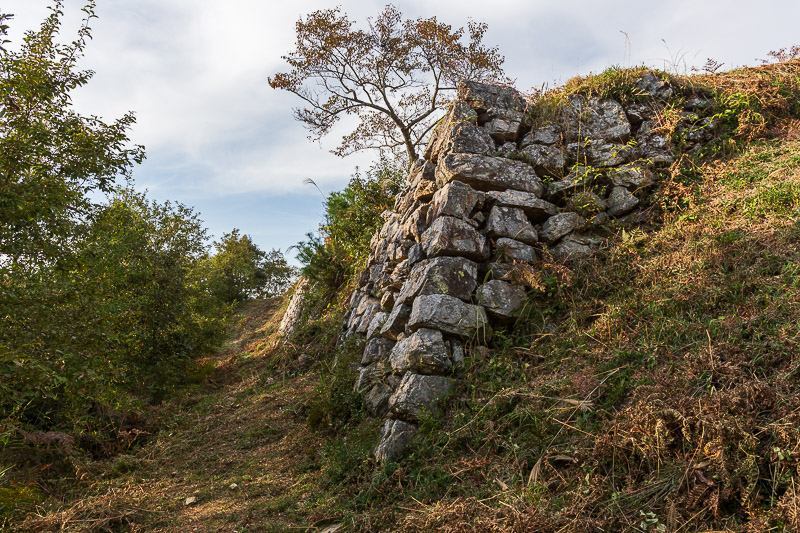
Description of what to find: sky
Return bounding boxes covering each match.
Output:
[4,0,800,264]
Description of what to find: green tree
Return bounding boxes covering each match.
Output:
[1,189,225,426]
[80,190,225,392]
[0,1,144,265]
[204,229,296,303]
[269,5,505,164]
[260,247,297,298]
[0,4,225,435]
[0,1,148,429]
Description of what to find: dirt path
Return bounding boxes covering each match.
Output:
[20,299,337,533]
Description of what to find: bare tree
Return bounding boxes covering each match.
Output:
[269,5,506,164]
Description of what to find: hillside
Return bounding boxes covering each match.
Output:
[7,299,331,532]
[5,59,800,532]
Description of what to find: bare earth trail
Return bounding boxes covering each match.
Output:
[22,299,336,532]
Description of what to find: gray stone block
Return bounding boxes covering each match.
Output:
[485,206,538,244]
[396,256,478,306]
[436,153,544,196]
[389,373,452,421]
[539,213,585,244]
[477,280,528,319]
[421,216,489,261]
[408,294,490,340]
[374,419,418,463]
[389,328,452,375]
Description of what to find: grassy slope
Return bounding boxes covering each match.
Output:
[383,134,800,532]
[9,61,800,532]
[13,298,336,532]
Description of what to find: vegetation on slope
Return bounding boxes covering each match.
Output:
[260,55,800,532]
[11,55,799,532]
[0,4,295,525]
[5,3,800,530]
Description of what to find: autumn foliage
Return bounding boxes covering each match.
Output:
[269,5,506,163]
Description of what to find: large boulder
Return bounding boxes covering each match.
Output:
[458,80,527,116]
[389,328,452,374]
[389,373,452,421]
[625,102,653,126]
[539,213,586,243]
[484,114,523,143]
[607,186,640,217]
[436,153,544,196]
[485,206,538,244]
[494,238,537,263]
[408,294,490,339]
[428,180,481,223]
[408,158,435,184]
[424,100,480,163]
[485,190,558,222]
[362,337,396,365]
[550,233,602,259]
[374,419,418,463]
[518,144,565,177]
[421,216,490,261]
[431,121,496,163]
[520,125,561,146]
[396,256,478,305]
[477,280,528,319]
[563,95,631,143]
[413,178,437,202]
[458,81,527,143]
[363,263,391,297]
[385,239,414,263]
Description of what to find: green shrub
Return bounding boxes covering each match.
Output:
[0,481,43,525]
[296,157,404,293]
[306,336,366,432]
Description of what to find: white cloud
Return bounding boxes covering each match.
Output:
[4,0,800,251]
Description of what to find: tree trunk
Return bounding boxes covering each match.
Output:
[401,127,418,164]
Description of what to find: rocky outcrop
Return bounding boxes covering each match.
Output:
[340,76,717,463]
[276,277,311,340]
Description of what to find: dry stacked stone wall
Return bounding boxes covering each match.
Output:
[340,76,717,462]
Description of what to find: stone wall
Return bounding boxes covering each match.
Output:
[340,75,716,462]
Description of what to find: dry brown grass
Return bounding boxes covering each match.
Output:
[16,298,336,532]
[11,55,800,533]
[341,140,800,531]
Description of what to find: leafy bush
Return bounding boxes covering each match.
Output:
[1,188,230,432]
[0,471,43,526]
[0,4,243,442]
[295,157,404,292]
[306,335,366,432]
